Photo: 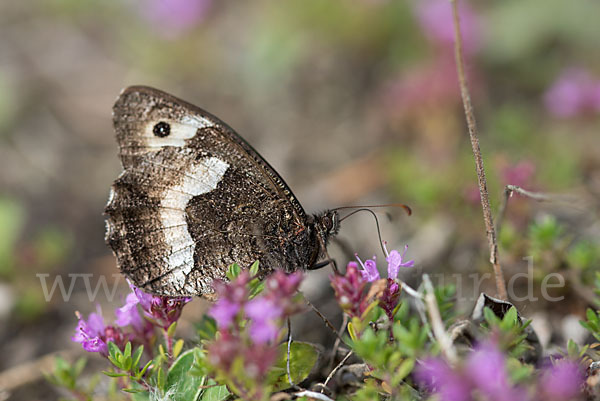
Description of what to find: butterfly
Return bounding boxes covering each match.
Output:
[104,86,339,298]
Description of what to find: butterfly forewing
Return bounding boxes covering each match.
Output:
[105,86,322,297]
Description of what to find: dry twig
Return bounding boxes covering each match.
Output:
[423,275,457,363]
[450,0,508,300]
[322,350,354,392]
[495,185,577,233]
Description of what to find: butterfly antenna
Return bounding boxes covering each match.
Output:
[333,202,412,216]
[339,208,386,256]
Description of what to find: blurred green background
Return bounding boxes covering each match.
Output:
[0,0,599,399]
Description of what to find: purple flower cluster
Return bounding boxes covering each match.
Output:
[331,262,370,319]
[209,271,302,344]
[72,307,128,357]
[331,244,414,322]
[381,0,481,119]
[416,341,584,401]
[206,270,304,382]
[414,0,480,55]
[537,359,584,401]
[72,281,191,357]
[140,0,212,39]
[116,281,191,330]
[501,161,536,188]
[544,68,600,118]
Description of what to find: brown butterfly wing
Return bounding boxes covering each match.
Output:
[105,86,320,296]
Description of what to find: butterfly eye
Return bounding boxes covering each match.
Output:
[323,216,333,231]
[153,121,171,137]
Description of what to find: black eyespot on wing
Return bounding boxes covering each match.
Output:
[153,121,171,137]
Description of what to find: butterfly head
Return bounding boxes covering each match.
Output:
[314,210,340,243]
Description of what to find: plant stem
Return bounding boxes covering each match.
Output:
[450,0,508,300]
[164,328,174,363]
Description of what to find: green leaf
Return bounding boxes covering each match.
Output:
[347,321,358,341]
[123,387,145,393]
[248,279,266,299]
[107,355,120,369]
[124,342,132,358]
[73,357,87,377]
[567,241,599,270]
[158,344,167,359]
[173,339,184,359]
[166,350,207,401]
[360,299,380,321]
[132,346,144,371]
[391,301,403,320]
[123,355,133,372]
[190,348,209,377]
[393,358,415,384]
[351,328,390,369]
[157,366,166,390]
[167,322,178,338]
[196,315,218,342]
[108,341,122,359]
[500,307,519,331]
[269,342,320,391]
[45,356,79,389]
[130,388,152,401]
[506,358,533,383]
[249,260,260,276]
[567,339,579,359]
[587,308,599,326]
[226,263,242,280]
[483,307,501,326]
[137,360,153,379]
[199,379,230,401]
[102,370,129,378]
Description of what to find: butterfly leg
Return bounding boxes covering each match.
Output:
[308,258,337,271]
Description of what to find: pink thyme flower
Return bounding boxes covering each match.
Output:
[72,307,128,357]
[121,280,192,330]
[332,245,414,322]
[357,244,413,320]
[209,297,240,330]
[208,272,250,329]
[330,261,370,318]
[537,359,584,401]
[381,56,464,116]
[206,330,239,372]
[359,257,380,282]
[243,343,278,381]
[416,357,472,401]
[245,297,283,344]
[501,161,535,188]
[465,342,510,397]
[208,269,304,343]
[544,68,600,118]
[140,0,212,39]
[115,292,144,330]
[385,244,415,279]
[414,0,481,55]
[204,270,305,399]
[263,270,304,316]
[416,341,530,401]
[356,244,414,283]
